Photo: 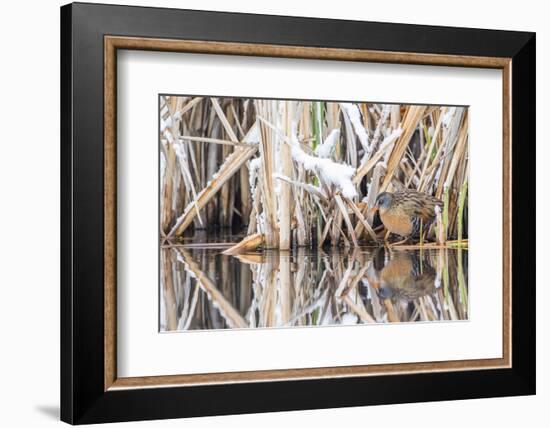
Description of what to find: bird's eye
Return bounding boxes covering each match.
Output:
[378,287,393,299]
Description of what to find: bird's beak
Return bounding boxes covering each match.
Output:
[368,203,379,216]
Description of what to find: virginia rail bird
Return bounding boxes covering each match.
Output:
[373,190,443,241]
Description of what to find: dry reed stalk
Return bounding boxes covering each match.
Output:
[367,279,383,321]
[279,253,292,324]
[235,253,265,265]
[435,206,445,245]
[319,217,333,247]
[205,120,220,224]
[457,179,468,244]
[421,297,437,321]
[353,140,394,185]
[180,96,203,116]
[168,242,235,249]
[238,104,252,223]
[260,257,279,327]
[417,298,430,321]
[369,104,390,154]
[457,249,468,315]
[178,135,254,147]
[340,106,358,167]
[417,113,443,191]
[176,248,247,328]
[293,170,309,246]
[161,249,178,330]
[342,295,376,323]
[383,299,399,322]
[181,282,200,331]
[169,145,258,237]
[345,197,378,243]
[390,104,401,129]
[360,163,384,226]
[219,142,232,227]
[162,98,187,230]
[330,208,344,247]
[335,254,356,296]
[340,263,370,298]
[247,185,261,235]
[334,194,358,247]
[240,163,251,223]
[435,108,466,198]
[256,100,280,248]
[212,99,239,228]
[279,101,295,250]
[435,289,449,321]
[161,143,177,233]
[443,116,469,191]
[381,105,427,191]
[210,98,239,142]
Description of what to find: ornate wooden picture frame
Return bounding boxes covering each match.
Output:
[61,2,535,424]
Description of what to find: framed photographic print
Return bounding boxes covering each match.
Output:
[60,2,536,424]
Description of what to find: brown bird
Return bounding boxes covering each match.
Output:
[373,190,443,239]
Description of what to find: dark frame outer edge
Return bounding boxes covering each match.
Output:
[60,2,536,424]
[60,4,74,425]
[510,34,536,391]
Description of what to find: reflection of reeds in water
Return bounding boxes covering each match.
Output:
[160,246,468,331]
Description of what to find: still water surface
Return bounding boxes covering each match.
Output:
[160,236,468,331]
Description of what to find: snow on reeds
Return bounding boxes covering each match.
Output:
[289,123,357,199]
[160,96,468,248]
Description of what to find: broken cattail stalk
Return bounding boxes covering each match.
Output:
[223,233,265,255]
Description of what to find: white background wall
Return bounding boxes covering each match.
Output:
[0,0,545,426]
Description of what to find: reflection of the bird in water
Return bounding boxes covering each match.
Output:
[368,248,436,301]
[364,248,459,323]
[160,244,468,331]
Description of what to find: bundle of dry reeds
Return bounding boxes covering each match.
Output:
[160,96,468,249]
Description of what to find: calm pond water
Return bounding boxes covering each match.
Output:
[160,238,468,331]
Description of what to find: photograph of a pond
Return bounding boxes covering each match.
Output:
[159,96,468,331]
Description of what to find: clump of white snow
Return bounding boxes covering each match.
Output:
[290,123,357,198]
[248,156,262,175]
[441,107,457,128]
[160,111,182,133]
[248,156,262,191]
[314,129,340,158]
[341,313,359,325]
[380,128,403,150]
[243,121,260,144]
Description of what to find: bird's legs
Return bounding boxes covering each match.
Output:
[383,231,409,247]
[388,236,410,247]
[384,230,391,246]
